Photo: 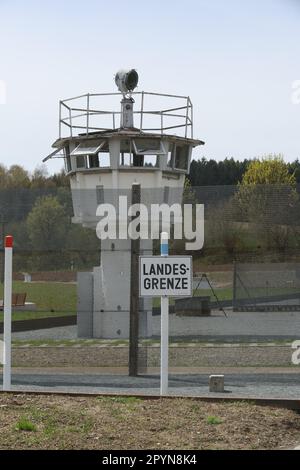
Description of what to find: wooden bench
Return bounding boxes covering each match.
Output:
[175,296,211,316]
[0,293,27,310]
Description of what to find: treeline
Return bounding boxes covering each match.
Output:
[0,164,69,189]
[188,157,300,186]
[0,164,72,226]
[0,164,99,271]
[1,157,300,270]
[2,158,300,191]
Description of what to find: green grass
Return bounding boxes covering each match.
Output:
[206,415,222,425]
[13,406,93,441]
[15,417,37,432]
[153,287,233,307]
[0,281,76,322]
[0,310,75,323]
[237,286,300,298]
[1,278,297,323]
[153,285,300,308]
[97,396,142,405]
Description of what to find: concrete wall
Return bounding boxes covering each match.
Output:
[77,272,93,338]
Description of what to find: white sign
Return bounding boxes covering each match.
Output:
[0,340,4,364]
[139,256,192,297]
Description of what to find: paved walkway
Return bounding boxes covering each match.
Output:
[2,310,300,342]
[152,310,300,341]
[1,369,300,399]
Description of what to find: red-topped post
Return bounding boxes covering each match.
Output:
[5,235,13,248]
[3,235,13,391]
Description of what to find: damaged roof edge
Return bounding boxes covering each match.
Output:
[42,146,64,163]
[50,131,205,151]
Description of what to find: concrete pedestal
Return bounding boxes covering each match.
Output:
[77,238,153,339]
[209,375,225,393]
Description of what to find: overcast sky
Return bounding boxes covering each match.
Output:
[0,0,299,174]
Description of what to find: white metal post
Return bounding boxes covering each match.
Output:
[3,235,13,391]
[160,232,169,395]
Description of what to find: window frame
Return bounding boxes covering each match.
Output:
[64,144,72,173]
[71,140,105,157]
[132,138,166,156]
[173,143,190,171]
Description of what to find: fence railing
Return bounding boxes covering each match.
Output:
[59,91,193,139]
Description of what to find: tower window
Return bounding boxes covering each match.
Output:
[133,139,166,155]
[120,152,132,166]
[71,140,105,156]
[64,144,71,172]
[167,143,175,168]
[96,185,104,204]
[174,144,189,170]
[88,154,99,168]
[119,139,160,168]
[98,153,110,167]
[76,155,86,169]
[120,139,132,166]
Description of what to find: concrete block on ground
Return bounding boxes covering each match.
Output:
[209,374,224,392]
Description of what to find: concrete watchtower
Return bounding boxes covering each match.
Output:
[44,70,204,338]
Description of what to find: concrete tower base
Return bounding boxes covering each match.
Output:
[77,239,153,339]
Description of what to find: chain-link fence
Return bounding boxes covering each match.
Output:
[233,262,300,311]
[1,184,300,396]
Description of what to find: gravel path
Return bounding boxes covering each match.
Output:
[2,310,299,399]
[9,343,296,368]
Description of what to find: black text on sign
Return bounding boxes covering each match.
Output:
[139,256,193,297]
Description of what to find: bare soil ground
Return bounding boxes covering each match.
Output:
[9,343,293,368]
[0,393,300,450]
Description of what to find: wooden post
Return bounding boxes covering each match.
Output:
[233,261,237,311]
[129,183,141,377]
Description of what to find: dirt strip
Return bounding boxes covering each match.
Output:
[1,393,300,450]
